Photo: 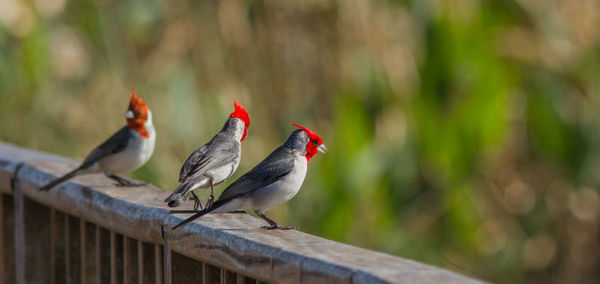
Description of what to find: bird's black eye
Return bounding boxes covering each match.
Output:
[312,140,318,146]
[136,111,143,116]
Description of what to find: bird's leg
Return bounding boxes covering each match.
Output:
[205,180,215,209]
[106,173,147,187]
[190,191,202,211]
[255,211,297,230]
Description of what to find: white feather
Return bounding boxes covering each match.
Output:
[212,155,308,214]
[96,110,156,174]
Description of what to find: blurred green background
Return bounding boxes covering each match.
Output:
[2,0,600,282]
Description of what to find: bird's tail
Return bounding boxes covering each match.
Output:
[171,199,228,230]
[164,182,197,207]
[39,167,82,191]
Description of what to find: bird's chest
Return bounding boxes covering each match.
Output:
[278,158,308,198]
[100,129,155,173]
[250,156,308,211]
[209,158,241,185]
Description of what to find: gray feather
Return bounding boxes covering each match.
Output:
[39,126,132,191]
[218,147,295,201]
[178,145,209,182]
[178,132,240,183]
[168,119,242,207]
[165,182,196,207]
[81,126,131,169]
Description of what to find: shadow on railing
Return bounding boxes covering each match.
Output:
[0,142,483,284]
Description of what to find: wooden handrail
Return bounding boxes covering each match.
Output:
[0,142,483,283]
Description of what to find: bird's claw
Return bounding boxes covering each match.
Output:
[261,225,297,230]
[109,174,145,187]
[205,195,215,209]
[115,180,147,187]
[189,194,203,211]
[193,200,202,211]
[116,182,147,187]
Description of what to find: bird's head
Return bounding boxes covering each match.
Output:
[292,123,327,162]
[126,89,151,138]
[229,100,250,142]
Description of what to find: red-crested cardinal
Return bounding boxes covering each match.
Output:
[39,90,156,191]
[172,123,326,230]
[165,100,250,210]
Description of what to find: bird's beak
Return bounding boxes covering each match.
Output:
[317,144,327,154]
[125,110,135,119]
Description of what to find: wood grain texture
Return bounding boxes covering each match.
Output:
[13,180,24,284]
[24,198,51,283]
[96,226,111,284]
[51,209,66,284]
[0,142,484,284]
[1,194,16,284]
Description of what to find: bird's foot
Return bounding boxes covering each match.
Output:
[204,195,215,209]
[115,180,147,187]
[109,175,146,187]
[261,225,297,230]
[190,192,203,211]
[192,199,203,211]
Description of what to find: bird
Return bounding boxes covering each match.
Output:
[172,123,327,230]
[164,100,250,211]
[39,89,156,191]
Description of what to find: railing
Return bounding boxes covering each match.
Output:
[0,142,483,284]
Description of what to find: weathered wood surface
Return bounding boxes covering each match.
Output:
[0,142,484,283]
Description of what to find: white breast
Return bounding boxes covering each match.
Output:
[207,155,241,185]
[246,155,308,213]
[189,157,241,192]
[98,121,156,174]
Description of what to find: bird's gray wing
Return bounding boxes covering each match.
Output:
[178,144,209,182]
[179,134,240,183]
[80,126,131,169]
[218,147,294,201]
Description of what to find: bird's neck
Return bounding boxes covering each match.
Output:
[134,126,149,138]
[304,151,317,165]
[221,118,245,142]
[128,111,154,139]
